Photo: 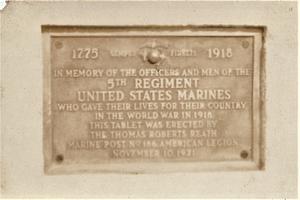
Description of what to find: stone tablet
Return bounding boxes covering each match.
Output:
[43,26,264,174]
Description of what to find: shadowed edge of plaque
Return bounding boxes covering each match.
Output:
[42,25,266,175]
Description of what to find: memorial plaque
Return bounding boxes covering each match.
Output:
[43,26,264,174]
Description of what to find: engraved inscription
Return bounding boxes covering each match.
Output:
[43,27,264,173]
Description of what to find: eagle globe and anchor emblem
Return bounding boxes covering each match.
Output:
[139,40,169,66]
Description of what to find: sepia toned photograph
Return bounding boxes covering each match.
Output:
[0,0,298,199]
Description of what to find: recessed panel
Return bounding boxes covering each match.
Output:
[43,26,264,174]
